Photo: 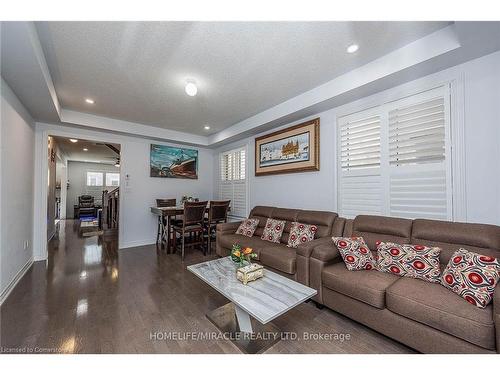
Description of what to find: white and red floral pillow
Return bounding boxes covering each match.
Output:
[376,242,442,283]
[235,218,260,237]
[287,222,318,248]
[261,218,286,243]
[441,248,500,308]
[332,236,376,271]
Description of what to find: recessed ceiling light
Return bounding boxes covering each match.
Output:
[204,125,210,130]
[347,44,359,54]
[83,148,88,151]
[185,81,198,96]
[85,98,95,104]
[69,139,78,143]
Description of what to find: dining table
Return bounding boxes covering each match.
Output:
[150,204,230,252]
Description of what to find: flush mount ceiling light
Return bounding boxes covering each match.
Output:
[83,148,88,151]
[204,125,210,130]
[69,139,78,143]
[185,81,198,96]
[85,98,95,104]
[347,44,359,54]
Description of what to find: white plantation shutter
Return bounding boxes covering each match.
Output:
[338,85,452,220]
[338,109,383,218]
[219,147,247,217]
[340,114,381,171]
[388,96,445,166]
[387,87,451,220]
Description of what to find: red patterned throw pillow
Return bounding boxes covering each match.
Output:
[235,218,259,237]
[332,236,376,271]
[376,242,442,283]
[287,222,318,248]
[441,248,500,308]
[261,218,286,243]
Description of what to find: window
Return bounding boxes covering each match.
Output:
[86,172,103,187]
[338,86,452,220]
[105,173,120,187]
[219,147,247,217]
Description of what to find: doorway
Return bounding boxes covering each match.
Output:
[47,135,121,244]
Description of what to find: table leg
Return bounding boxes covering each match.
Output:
[166,215,171,253]
[234,305,253,333]
[205,303,280,354]
[159,215,168,248]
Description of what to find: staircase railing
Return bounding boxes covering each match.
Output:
[102,187,119,230]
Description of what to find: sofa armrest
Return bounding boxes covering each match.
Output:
[311,242,341,262]
[309,242,342,304]
[216,221,242,234]
[215,221,242,257]
[494,287,500,353]
[296,236,333,258]
[296,237,333,286]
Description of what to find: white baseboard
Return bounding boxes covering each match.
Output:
[119,239,155,250]
[0,257,34,305]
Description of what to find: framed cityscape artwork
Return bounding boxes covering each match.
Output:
[255,118,320,176]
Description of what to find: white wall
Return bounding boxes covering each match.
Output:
[55,156,67,219]
[34,122,215,254]
[462,53,500,225]
[120,139,214,248]
[214,51,500,226]
[0,78,35,302]
[66,161,120,218]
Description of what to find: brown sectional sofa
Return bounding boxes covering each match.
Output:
[216,207,500,353]
[216,206,344,278]
[310,215,500,353]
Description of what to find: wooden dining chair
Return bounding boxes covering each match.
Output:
[205,200,230,254]
[156,198,176,244]
[172,201,208,261]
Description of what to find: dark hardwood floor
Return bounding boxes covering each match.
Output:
[0,220,414,354]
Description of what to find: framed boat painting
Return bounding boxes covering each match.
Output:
[150,144,198,179]
[255,118,320,176]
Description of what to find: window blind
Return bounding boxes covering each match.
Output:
[340,114,381,171]
[338,86,452,220]
[219,147,247,217]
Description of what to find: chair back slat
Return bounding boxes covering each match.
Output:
[209,200,230,223]
[184,201,208,225]
[156,198,176,207]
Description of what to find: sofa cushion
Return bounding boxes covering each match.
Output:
[235,218,260,237]
[441,249,500,308]
[287,222,318,248]
[261,218,286,243]
[376,242,442,283]
[296,209,337,238]
[259,244,297,274]
[217,234,267,259]
[386,277,495,350]
[411,219,500,264]
[249,206,275,238]
[352,215,413,250]
[321,263,400,309]
[332,236,376,271]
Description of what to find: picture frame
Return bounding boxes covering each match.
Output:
[255,118,320,176]
[150,144,198,179]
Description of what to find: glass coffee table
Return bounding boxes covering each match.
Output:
[187,256,316,353]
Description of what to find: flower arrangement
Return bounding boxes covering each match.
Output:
[230,244,257,268]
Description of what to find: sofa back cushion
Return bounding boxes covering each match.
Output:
[270,208,299,244]
[351,215,413,251]
[249,206,337,244]
[250,206,275,238]
[411,219,500,265]
[296,209,337,238]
